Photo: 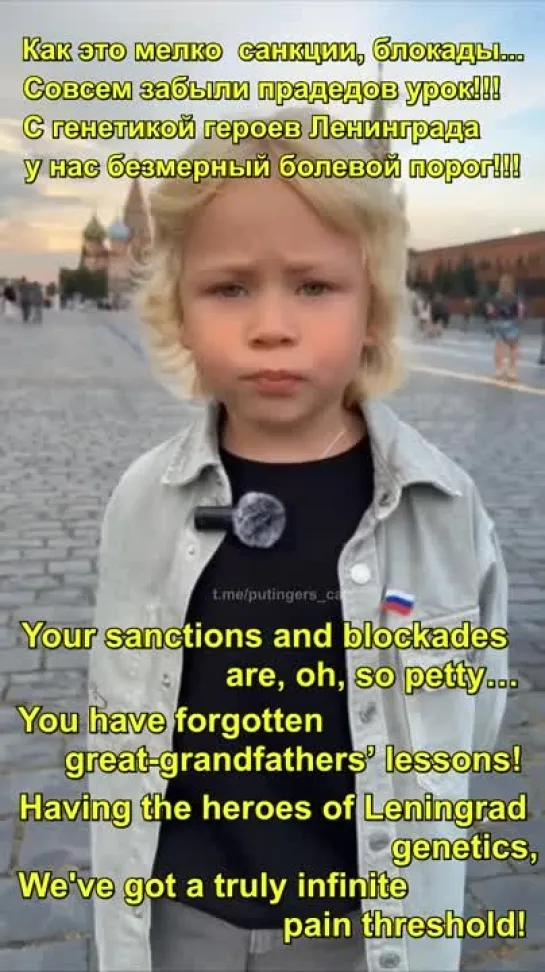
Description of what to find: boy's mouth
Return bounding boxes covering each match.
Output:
[243,370,305,394]
[246,370,303,381]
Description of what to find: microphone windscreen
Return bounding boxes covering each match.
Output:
[232,491,286,549]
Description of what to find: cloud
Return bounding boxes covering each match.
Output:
[0,149,43,217]
[0,127,94,220]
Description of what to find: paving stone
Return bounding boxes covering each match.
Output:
[0,770,87,817]
[510,588,545,603]
[521,667,545,692]
[0,876,91,945]
[0,940,88,972]
[0,820,15,875]
[467,853,515,881]
[463,946,545,970]
[469,875,545,946]
[519,694,545,724]
[508,605,545,623]
[0,706,25,733]
[43,650,89,671]
[34,590,92,606]
[0,564,49,577]
[20,550,61,561]
[0,650,42,676]
[14,607,94,627]
[48,560,93,574]
[0,732,63,773]
[5,671,86,705]
[476,820,545,874]
[523,761,545,809]
[509,671,533,693]
[470,770,533,805]
[2,578,59,593]
[18,819,90,871]
[0,594,39,609]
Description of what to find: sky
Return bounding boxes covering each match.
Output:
[0,0,544,282]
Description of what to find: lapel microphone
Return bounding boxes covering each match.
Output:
[194,491,286,549]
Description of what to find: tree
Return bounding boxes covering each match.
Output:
[58,266,107,302]
[58,267,73,301]
[474,280,494,316]
[432,261,454,295]
[457,257,478,297]
[409,265,428,291]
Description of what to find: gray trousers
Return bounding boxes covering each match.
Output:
[151,900,367,972]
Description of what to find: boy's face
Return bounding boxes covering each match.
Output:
[179,177,371,427]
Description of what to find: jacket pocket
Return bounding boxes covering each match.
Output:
[398,606,480,796]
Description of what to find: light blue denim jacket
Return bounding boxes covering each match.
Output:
[89,398,508,972]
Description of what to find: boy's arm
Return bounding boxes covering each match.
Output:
[472,496,509,753]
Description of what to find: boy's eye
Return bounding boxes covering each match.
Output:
[205,281,334,298]
[208,283,245,298]
[300,281,333,296]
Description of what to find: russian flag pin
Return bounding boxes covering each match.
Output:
[381,588,415,616]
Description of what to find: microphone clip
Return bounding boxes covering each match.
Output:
[194,491,286,549]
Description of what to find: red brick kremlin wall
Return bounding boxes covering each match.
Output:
[410,231,545,317]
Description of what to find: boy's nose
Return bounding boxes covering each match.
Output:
[247,297,298,345]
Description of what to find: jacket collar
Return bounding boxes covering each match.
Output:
[363,399,462,499]
[161,398,461,500]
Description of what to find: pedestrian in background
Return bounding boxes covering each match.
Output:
[486,274,524,382]
[3,283,19,321]
[538,319,545,365]
[30,282,44,324]
[431,293,449,334]
[412,289,433,337]
[19,277,33,323]
[462,296,472,333]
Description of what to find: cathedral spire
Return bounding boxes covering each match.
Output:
[370,62,385,124]
[123,178,147,231]
[368,63,389,159]
[83,211,105,243]
[367,65,406,218]
[123,178,151,263]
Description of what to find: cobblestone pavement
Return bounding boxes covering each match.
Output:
[0,310,543,971]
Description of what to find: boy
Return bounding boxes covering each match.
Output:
[90,110,508,972]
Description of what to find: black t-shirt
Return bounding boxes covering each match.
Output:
[154,436,374,928]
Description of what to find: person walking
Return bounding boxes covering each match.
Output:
[412,289,433,338]
[431,294,449,335]
[538,319,545,365]
[462,296,472,333]
[486,274,524,382]
[3,283,18,321]
[30,281,44,324]
[19,277,33,323]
